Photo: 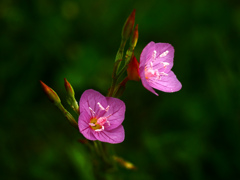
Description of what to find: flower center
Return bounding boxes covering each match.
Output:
[88,102,111,132]
[89,118,103,131]
[145,50,169,80]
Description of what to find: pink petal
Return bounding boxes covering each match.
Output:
[148,71,182,92]
[78,111,97,141]
[153,43,174,73]
[139,65,158,96]
[104,97,126,130]
[79,89,108,116]
[139,41,155,68]
[93,125,125,144]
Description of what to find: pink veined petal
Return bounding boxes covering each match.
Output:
[104,97,126,131]
[139,41,155,68]
[153,43,174,73]
[78,111,97,141]
[139,66,158,96]
[148,71,182,92]
[79,89,108,116]
[93,125,125,144]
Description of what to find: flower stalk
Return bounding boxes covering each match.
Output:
[108,10,137,97]
[113,77,129,98]
[58,103,79,129]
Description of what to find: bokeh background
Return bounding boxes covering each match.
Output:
[1,0,240,179]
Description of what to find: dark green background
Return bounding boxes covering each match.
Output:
[1,0,240,179]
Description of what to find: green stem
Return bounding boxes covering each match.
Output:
[108,77,117,97]
[108,39,127,97]
[115,40,126,62]
[114,40,126,77]
[93,141,100,155]
[57,103,78,129]
[117,65,129,82]
[108,46,135,97]
[112,77,129,98]
[97,141,110,163]
[66,96,80,115]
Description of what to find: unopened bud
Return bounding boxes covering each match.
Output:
[122,9,136,40]
[64,78,79,115]
[130,24,138,49]
[64,78,75,97]
[113,156,137,170]
[40,81,61,104]
[127,56,140,81]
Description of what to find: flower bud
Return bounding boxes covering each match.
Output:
[40,81,61,104]
[64,78,79,115]
[113,156,137,170]
[64,78,75,97]
[130,24,138,49]
[127,56,140,81]
[122,9,136,40]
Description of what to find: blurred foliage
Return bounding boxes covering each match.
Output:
[1,0,240,179]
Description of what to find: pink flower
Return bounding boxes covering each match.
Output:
[78,89,125,144]
[139,41,182,95]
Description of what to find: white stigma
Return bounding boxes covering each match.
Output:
[89,107,95,117]
[97,102,105,110]
[159,50,169,57]
[150,61,153,68]
[97,102,110,112]
[160,72,168,76]
[105,105,110,111]
[152,50,157,59]
[161,62,170,68]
